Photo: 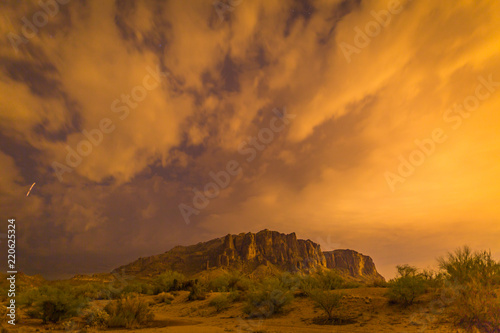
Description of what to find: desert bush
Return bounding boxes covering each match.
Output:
[82,305,110,328]
[438,246,500,286]
[317,270,345,290]
[438,246,500,332]
[230,274,254,292]
[153,271,186,294]
[18,287,42,309]
[73,283,100,299]
[155,292,175,304]
[102,285,123,300]
[19,286,87,323]
[341,281,362,289]
[370,278,388,288]
[387,265,426,307]
[299,270,347,293]
[187,281,207,301]
[207,272,253,292]
[73,282,122,300]
[442,280,500,333]
[207,274,232,292]
[122,281,155,295]
[299,274,322,294]
[244,277,294,318]
[208,293,237,312]
[278,272,301,291]
[307,289,344,321]
[104,294,154,328]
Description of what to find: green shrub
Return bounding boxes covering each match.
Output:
[208,293,236,312]
[244,277,294,318]
[299,274,322,294]
[101,285,123,300]
[370,279,388,288]
[187,281,207,301]
[307,289,344,321]
[387,265,426,307]
[438,246,500,332]
[19,286,87,324]
[438,246,500,286]
[298,270,347,294]
[122,281,155,295]
[104,294,154,328]
[18,287,42,308]
[278,272,301,291]
[82,306,110,328]
[153,271,186,294]
[341,281,362,289]
[230,274,253,292]
[317,270,345,290]
[443,280,500,332]
[207,272,253,292]
[207,274,231,292]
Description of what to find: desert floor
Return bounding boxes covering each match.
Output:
[12,287,466,332]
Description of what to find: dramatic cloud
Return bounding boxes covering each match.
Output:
[1,0,499,279]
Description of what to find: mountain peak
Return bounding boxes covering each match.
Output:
[113,230,384,281]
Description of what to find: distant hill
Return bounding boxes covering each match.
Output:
[113,229,385,281]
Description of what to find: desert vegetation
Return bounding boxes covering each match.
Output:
[306,289,345,323]
[386,264,426,306]
[384,246,500,332]
[18,285,87,324]
[104,294,154,328]
[4,245,499,332]
[437,246,500,332]
[243,275,295,317]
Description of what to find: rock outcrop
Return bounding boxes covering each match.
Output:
[112,229,384,281]
[323,249,384,280]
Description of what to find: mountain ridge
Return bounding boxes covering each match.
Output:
[112,229,385,281]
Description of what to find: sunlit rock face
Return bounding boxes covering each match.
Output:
[323,249,384,280]
[113,230,384,281]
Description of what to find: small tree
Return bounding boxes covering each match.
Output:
[317,270,345,290]
[387,265,426,307]
[308,289,344,321]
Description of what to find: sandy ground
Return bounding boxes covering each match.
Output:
[10,288,466,332]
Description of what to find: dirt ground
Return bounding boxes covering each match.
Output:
[9,287,467,332]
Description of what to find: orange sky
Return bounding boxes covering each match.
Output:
[1,0,499,279]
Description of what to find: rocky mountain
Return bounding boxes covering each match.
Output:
[112,229,384,281]
[323,249,384,280]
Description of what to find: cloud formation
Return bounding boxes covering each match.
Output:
[1,0,499,279]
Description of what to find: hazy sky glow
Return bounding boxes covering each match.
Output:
[1,0,499,279]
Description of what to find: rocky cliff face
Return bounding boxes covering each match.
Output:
[113,230,384,281]
[323,249,384,280]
